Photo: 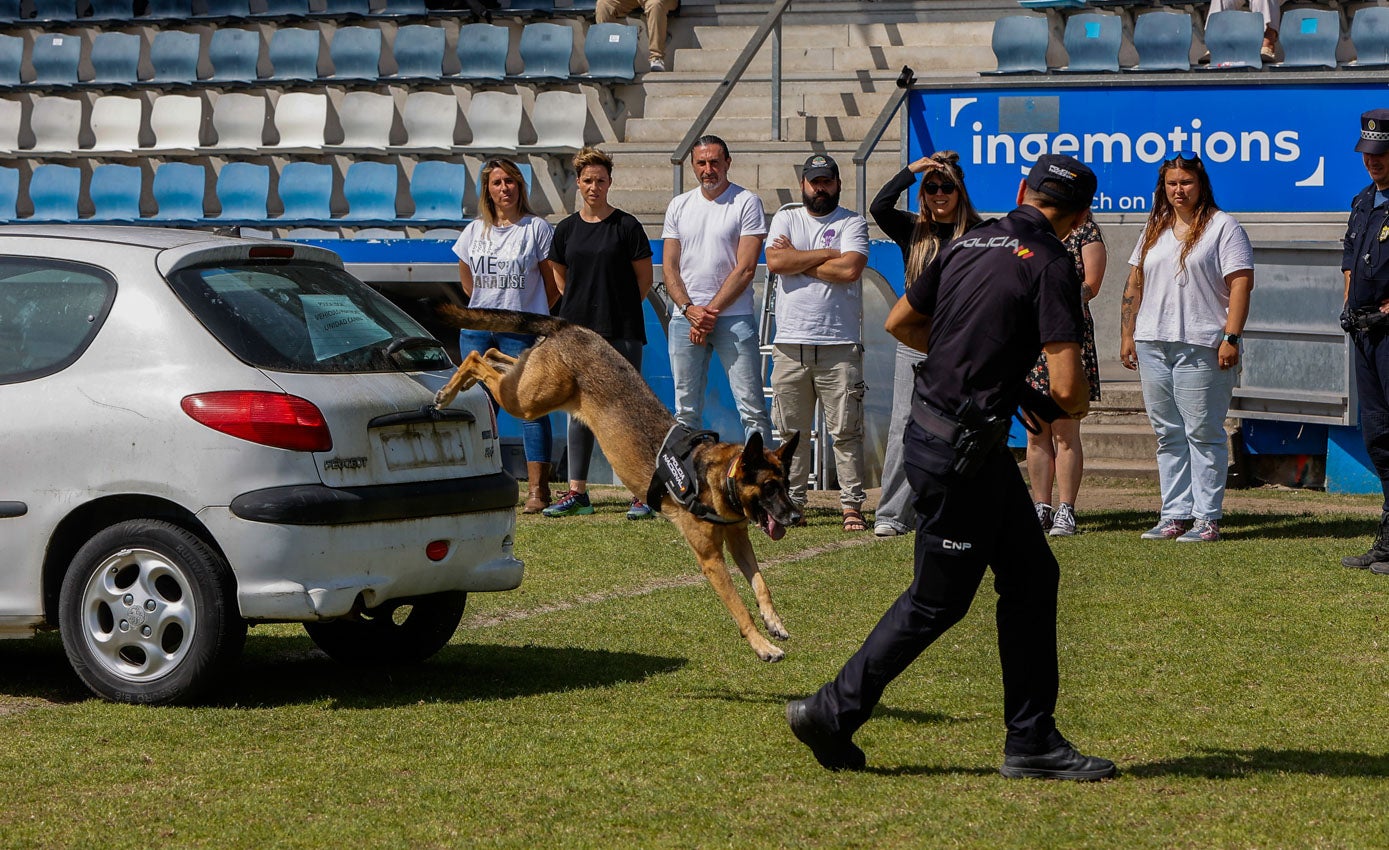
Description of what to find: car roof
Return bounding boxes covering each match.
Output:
[0,225,344,272]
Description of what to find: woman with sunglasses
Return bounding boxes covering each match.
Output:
[1119,152,1253,543]
[451,157,560,514]
[869,150,981,538]
[1025,210,1106,537]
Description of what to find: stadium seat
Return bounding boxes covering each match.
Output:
[350,228,406,239]
[391,24,446,80]
[89,95,144,153]
[407,160,467,225]
[1060,13,1120,72]
[86,0,135,20]
[454,23,510,81]
[0,0,23,23]
[0,35,21,88]
[254,0,311,18]
[0,166,17,221]
[1130,10,1192,72]
[421,227,461,240]
[1274,9,1338,70]
[148,30,202,87]
[1203,10,1263,69]
[267,28,323,82]
[284,227,341,239]
[30,32,82,90]
[514,22,572,80]
[151,162,207,224]
[504,0,554,16]
[27,96,83,154]
[88,164,143,222]
[31,0,78,21]
[393,90,458,153]
[580,23,637,81]
[141,0,194,20]
[341,161,399,223]
[27,164,81,222]
[268,91,329,151]
[206,91,267,154]
[88,32,142,90]
[0,99,19,153]
[212,161,270,225]
[566,0,597,13]
[1349,6,1389,68]
[331,90,395,151]
[526,89,585,152]
[983,15,1049,75]
[196,0,252,19]
[277,160,333,225]
[462,90,522,152]
[1016,0,1084,8]
[208,29,263,86]
[143,94,204,154]
[375,0,428,15]
[328,25,382,82]
[318,0,371,16]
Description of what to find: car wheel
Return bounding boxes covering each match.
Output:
[303,591,466,666]
[59,519,247,705]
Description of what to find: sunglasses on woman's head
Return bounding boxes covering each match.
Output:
[923,181,957,195]
[1164,150,1202,166]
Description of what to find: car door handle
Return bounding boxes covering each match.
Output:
[369,405,476,428]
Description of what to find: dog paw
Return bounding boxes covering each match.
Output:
[756,644,786,663]
[764,619,790,641]
[433,389,453,408]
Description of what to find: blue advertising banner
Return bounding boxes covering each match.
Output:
[908,83,1389,214]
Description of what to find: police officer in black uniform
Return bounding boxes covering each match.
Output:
[785,154,1115,781]
[1341,109,1389,573]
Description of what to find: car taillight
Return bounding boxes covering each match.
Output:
[181,391,333,452]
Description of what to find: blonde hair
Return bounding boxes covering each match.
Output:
[572,146,614,176]
[479,158,536,234]
[905,151,982,285]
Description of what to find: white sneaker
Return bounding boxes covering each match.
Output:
[1035,502,1054,531]
[648,58,666,72]
[1049,503,1076,537]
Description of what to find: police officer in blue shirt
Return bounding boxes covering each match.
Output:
[1340,109,1389,573]
[786,155,1116,781]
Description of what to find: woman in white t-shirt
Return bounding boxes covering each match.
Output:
[1119,153,1254,543]
[451,158,560,513]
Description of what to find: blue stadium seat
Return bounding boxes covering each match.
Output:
[454,23,510,81]
[277,161,333,224]
[208,28,262,85]
[514,21,572,80]
[407,160,467,225]
[1203,10,1263,69]
[86,0,134,20]
[0,166,17,222]
[375,0,428,15]
[267,28,322,82]
[1061,12,1120,72]
[1016,0,1084,8]
[89,32,142,89]
[580,22,636,81]
[328,25,382,82]
[0,0,22,24]
[1349,7,1389,68]
[212,162,270,225]
[342,161,399,223]
[983,15,1049,75]
[504,0,554,16]
[195,0,252,19]
[253,0,310,18]
[1130,10,1192,72]
[31,0,78,21]
[1275,8,1339,70]
[151,162,207,224]
[149,30,203,87]
[88,164,143,223]
[141,0,194,20]
[391,24,446,80]
[566,0,596,13]
[29,32,82,89]
[27,164,80,222]
[318,0,371,16]
[0,35,25,88]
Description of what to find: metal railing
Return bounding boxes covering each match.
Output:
[853,66,916,215]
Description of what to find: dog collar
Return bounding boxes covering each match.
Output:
[724,455,744,514]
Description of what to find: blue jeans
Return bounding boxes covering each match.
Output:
[1136,340,1238,521]
[458,329,552,463]
[875,342,927,533]
[668,313,773,443]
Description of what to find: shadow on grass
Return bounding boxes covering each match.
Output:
[1080,509,1372,542]
[1128,747,1389,779]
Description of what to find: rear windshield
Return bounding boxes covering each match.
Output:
[168,261,452,373]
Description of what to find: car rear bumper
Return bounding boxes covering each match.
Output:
[229,471,518,525]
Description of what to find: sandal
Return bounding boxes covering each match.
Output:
[842,509,867,533]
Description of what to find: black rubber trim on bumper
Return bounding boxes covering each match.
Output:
[0,501,27,518]
[230,471,518,525]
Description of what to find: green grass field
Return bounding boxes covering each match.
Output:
[3,483,1388,849]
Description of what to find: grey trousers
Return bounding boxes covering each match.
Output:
[875,342,927,533]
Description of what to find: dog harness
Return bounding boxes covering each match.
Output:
[646,424,744,525]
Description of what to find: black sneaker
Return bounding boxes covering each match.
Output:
[1342,548,1389,569]
[1000,743,1116,781]
[785,698,865,771]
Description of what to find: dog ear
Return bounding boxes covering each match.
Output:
[774,430,799,474]
[741,431,765,470]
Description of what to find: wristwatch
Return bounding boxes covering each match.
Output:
[1222,332,1240,345]
[679,302,692,316]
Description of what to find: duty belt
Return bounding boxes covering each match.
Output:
[910,403,962,444]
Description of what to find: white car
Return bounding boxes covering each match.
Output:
[0,226,523,704]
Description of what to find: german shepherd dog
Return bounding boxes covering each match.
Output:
[433,306,802,662]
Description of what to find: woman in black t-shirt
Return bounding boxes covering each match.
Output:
[544,147,656,520]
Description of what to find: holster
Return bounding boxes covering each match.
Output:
[1346,306,1389,335]
[911,402,1010,479]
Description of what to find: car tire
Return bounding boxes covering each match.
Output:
[303,591,466,666]
[59,519,247,705]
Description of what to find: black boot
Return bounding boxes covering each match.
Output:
[1342,511,1389,569]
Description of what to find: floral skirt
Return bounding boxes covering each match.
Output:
[1026,302,1101,402]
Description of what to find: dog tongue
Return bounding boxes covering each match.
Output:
[764,516,786,541]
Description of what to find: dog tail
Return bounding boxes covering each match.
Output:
[436,304,570,337]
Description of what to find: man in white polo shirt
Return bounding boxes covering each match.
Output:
[765,154,870,530]
[661,135,773,443]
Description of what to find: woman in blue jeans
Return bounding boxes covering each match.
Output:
[1119,153,1253,543]
[451,158,559,513]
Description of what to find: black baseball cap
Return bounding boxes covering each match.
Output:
[1356,109,1389,155]
[801,154,839,181]
[1025,154,1097,209]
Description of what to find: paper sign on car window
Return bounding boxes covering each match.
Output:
[301,294,391,361]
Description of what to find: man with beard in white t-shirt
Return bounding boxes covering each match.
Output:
[765,154,870,531]
[661,135,773,443]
